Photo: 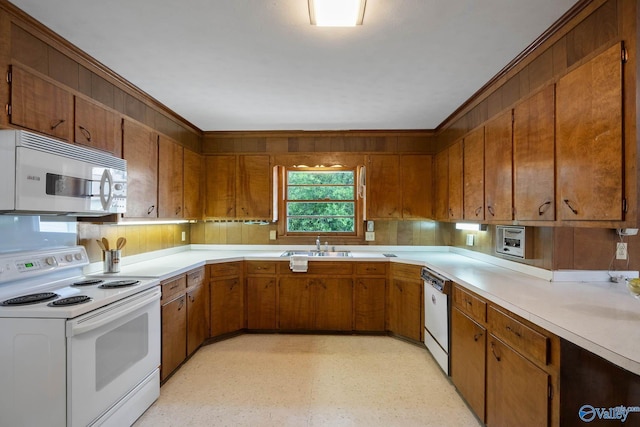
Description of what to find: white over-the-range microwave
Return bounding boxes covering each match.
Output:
[0,130,127,216]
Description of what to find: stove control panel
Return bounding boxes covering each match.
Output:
[0,246,88,283]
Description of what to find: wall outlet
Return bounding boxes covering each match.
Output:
[367,221,374,232]
[181,231,186,242]
[269,230,277,240]
[466,234,474,246]
[616,242,628,260]
[365,231,375,241]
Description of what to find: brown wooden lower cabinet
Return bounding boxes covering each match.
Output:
[210,276,244,336]
[387,263,422,342]
[279,277,353,331]
[354,277,386,331]
[451,306,486,422]
[486,334,550,427]
[186,281,209,356]
[161,293,187,381]
[246,277,277,330]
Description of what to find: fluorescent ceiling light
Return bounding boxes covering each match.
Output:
[456,223,482,231]
[309,0,366,27]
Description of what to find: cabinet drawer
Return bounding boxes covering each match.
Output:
[246,261,277,275]
[356,262,387,276]
[488,306,549,366]
[453,285,486,323]
[209,262,242,278]
[187,267,205,288]
[161,275,187,302]
[390,262,421,279]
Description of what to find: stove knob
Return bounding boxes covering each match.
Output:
[45,256,56,266]
[74,253,83,261]
[65,254,74,262]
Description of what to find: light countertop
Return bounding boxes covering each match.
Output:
[86,244,640,376]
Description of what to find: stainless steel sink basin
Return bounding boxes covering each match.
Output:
[280,250,351,257]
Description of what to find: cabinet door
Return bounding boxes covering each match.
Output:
[463,128,485,220]
[354,277,386,331]
[204,155,235,218]
[485,110,513,221]
[513,86,555,221]
[486,334,549,427]
[158,135,184,219]
[210,277,244,337]
[556,43,623,221]
[186,283,209,356]
[279,277,312,329]
[367,155,402,219]
[183,149,203,219]
[401,154,433,219]
[434,149,449,221]
[122,119,158,218]
[247,277,277,330]
[388,277,422,341]
[236,155,271,219]
[10,65,73,140]
[74,96,122,156]
[161,295,187,381]
[448,141,464,220]
[451,307,486,422]
[311,278,352,331]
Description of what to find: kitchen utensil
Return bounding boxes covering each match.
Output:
[102,237,110,251]
[96,239,106,251]
[116,237,127,250]
[103,250,121,273]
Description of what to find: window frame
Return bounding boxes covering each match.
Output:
[280,166,362,237]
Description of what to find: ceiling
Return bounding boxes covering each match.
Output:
[9,0,578,131]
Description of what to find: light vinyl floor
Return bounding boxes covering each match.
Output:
[135,334,481,427]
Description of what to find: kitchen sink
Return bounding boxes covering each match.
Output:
[280,250,352,257]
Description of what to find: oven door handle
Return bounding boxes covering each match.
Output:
[66,288,160,337]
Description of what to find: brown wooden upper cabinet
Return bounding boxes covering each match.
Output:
[122,118,158,218]
[463,127,485,221]
[74,96,122,157]
[183,149,203,220]
[513,85,555,221]
[448,140,464,220]
[434,149,449,221]
[158,135,184,219]
[366,154,432,220]
[9,64,73,141]
[204,155,271,220]
[556,43,624,222]
[484,109,514,222]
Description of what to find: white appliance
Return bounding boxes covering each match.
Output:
[0,246,160,426]
[422,266,451,375]
[0,130,127,216]
[496,225,531,258]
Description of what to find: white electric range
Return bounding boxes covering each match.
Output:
[0,246,161,427]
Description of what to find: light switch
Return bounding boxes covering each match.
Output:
[466,234,474,246]
[269,230,277,240]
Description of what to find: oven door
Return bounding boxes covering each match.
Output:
[66,287,160,427]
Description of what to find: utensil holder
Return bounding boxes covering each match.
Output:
[103,249,121,273]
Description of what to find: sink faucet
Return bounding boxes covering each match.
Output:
[316,236,321,251]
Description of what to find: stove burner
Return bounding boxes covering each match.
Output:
[99,280,140,289]
[1,292,59,306]
[73,279,104,286]
[48,295,92,307]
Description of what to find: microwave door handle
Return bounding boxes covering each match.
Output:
[99,169,114,210]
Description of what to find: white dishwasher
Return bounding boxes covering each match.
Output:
[421,266,451,375]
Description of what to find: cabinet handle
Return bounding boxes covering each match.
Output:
[487,205,495,217]
[175,206,182,215]
[490,341,501,362]
[147,205,155,215]
[169,284,179,290]
[473,332,483,342]
[189,294,195,303]
[538,201,551,216]
[449,208,454,217]
[505,325,522,338]
[78,125,92,142]
[474,206,482,216]
[563,199,578,215]
[50,119,65,130]
[178,297,185,310]
[465,298,472,306]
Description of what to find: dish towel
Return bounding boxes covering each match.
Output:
[290,255,309,273]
